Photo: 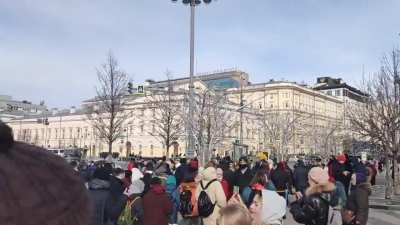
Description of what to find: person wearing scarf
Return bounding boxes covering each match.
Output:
[142,177,172,225]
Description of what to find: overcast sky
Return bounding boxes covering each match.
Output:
[1,0,400,108]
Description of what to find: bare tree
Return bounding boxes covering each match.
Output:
[349,49,400,197]
[186,88,236,164]
[259,110,301,161]
[147,73,183,158]
[86,52,129,154]
[306,118,342,157]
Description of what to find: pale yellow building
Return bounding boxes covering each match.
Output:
[7,70,352,158]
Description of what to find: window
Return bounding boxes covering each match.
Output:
[152,125,155,133]
[259,103,262,109]
[140,125,144,133]
[152,109,155,117]
[327,90,332,96]
[335,90,341,96]
[270,104,273,108]
[140,109,144,116]
[285,102,289,108]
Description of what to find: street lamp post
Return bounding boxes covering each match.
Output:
[171,0,214,158]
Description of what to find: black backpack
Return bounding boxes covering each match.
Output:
[197,179,217,218]
[179,188,194,217]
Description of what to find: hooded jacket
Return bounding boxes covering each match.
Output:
[196,167,227,225]
[142,185,173,225]
[261,190,286,225]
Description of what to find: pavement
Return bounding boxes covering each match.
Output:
[369,172,400,210]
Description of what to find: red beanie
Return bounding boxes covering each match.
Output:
[337,154,346,164]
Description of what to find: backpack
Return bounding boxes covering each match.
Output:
[118,196,141,225]
[179,182,198,218]
[197,179,217,218]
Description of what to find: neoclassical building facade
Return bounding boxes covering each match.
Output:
[7,70,353,158]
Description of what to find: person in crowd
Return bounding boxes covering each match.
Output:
[233,157,254,194]
[122,170,132,189]
[127,158,136,171]
[221,160,235,198]
[249,189,286,225]
[89,167,112,225]
[196,166,227,225]
[105,168,128,225]
[175,158,189,187]
[343,171,371,225]
[365,161,377,186]
[217,167,231,200]
[121,179,145,225]
[270,162,292,200]
[333,153,352,196]
[290,167,336,225]
[293,159,309,198]
[165,175,180,225]
[242,170,276,206]
[218,204,252,225]
[142,177,173,225]
[0,122,90,225]
[155,156,172,177]
[178,158,200,225]
[142,162,154,194]
[253,152,268,173]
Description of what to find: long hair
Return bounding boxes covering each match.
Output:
[250,170,267,187]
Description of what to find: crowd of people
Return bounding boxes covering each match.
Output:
[0,121,379,225]
[78,151,377,225]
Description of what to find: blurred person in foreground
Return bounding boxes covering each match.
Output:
[0,121,90,225]
[290,167,337,225]
[217,204,252,225]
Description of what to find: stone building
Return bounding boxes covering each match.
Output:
[7,70,362,158]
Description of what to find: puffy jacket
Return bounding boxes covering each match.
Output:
[290,193,330,225]
[196,167,227,225]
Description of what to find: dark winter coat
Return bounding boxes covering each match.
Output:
[345,183,371,225]
[290,189,332,225]
[105,176,128,223]
[88,179,111,225]
[142,189,173,225]
[270,168,292,192]
[333,161,351,195]
[175,164,188,186]
[233,167,253,193]
[293,162,309,194]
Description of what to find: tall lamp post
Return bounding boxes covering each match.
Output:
[171,0,214,158]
